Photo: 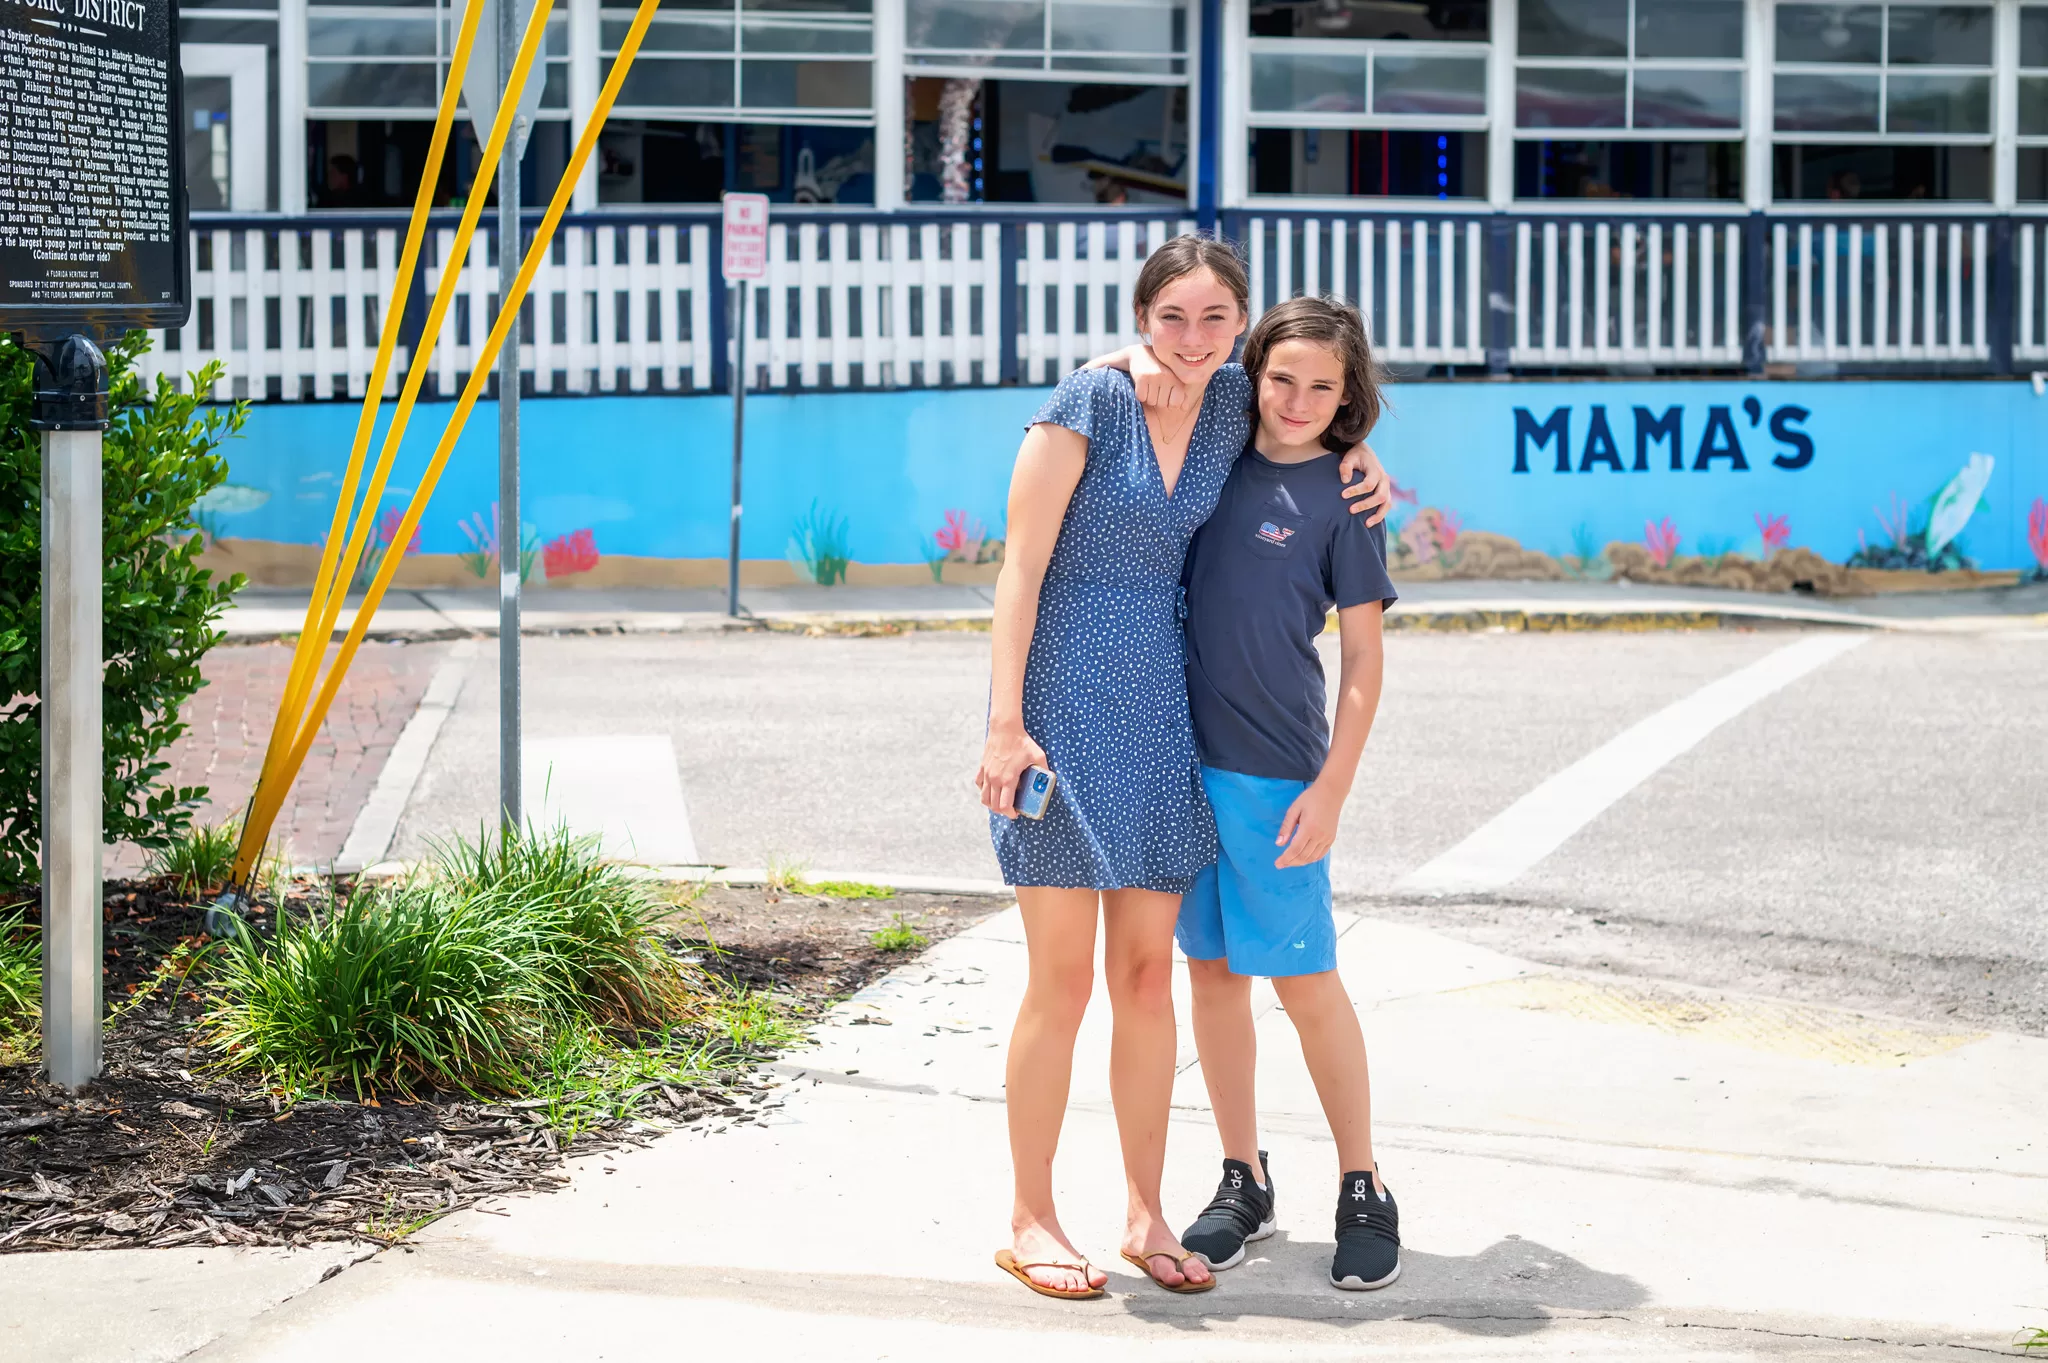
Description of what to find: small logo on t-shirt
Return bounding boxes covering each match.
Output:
[1256,521,1294,546]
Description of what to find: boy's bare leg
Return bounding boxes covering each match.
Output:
[1186,955,1267,1185]
[1270,969,1384,1194]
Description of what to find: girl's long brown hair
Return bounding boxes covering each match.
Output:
[1240,295,1384,453]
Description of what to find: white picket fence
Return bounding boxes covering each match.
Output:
[140,209,2044,397]
[138,220,720,401]
[1768,219,1989,365]
[2006,220,2048,363]
[1239,215,1486,366]
[1513,219,1745,367]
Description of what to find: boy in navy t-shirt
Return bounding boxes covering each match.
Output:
[1172,297,1402,1291]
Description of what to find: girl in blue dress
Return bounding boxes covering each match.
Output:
[977,236,1390,1300]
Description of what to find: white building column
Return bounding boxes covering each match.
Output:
[279,0,307,215]
[1218,0,1246,207]
[1487,0,1517,207]
[873,0,905,210]
[1996,0,2019,209]
[569,0,600,211]
[1743,0,1773,209]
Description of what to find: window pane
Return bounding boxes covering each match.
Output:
[1634,0,1742,58]
[307,62,436,107]
[1518,0,1627,58]
[1515,138,1742,198]
[741,57,870,107]
[1250,49,1365,113]
[1886,72,1989,132]
[2024,7,2048,67]
[1773,71,1879,130]
[606,16,735,52]
[1372,54,1487,117]
[743,15,871,51]
[2022,74,2048,134]
[747,0,871,11]
[541,60,568,109]
[309,16,435,56]
[1772,142,1987,198]
[1774,5,1882,63]
[1516,66,1626,127]
[1248,0,1486,42]
[906,0,1044,50]
[1051,0,1181,51]
[1633,67,1742,127]
[1047,55,1182,72]
[1886,6,1992,65]
[613,56,737,105]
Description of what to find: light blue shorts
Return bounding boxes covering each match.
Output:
[1176,766,1336,978]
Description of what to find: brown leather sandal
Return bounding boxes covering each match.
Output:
[1120,1247,1217,1294]
[994,1248,1105,1300]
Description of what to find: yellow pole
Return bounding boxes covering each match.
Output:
[231,0,488,881]
[228,0,558,888]
[229,0,667,886]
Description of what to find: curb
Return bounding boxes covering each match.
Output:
[354,859,1014,899]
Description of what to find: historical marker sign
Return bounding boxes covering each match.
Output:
[0,0,187,333]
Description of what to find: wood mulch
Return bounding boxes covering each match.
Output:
[0,877,1007,1254]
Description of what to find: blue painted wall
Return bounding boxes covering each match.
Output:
[201,379,2048,573]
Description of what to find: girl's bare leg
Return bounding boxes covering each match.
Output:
[1008,886,1109,1293]
[1270,970,1383,1192]
[1102,888,1214,1288]
[1186,955,1266,1183]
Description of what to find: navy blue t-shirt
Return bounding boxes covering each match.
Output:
[1183,441,1398,783]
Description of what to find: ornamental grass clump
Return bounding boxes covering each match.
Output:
[0,905,36,1042]
[201,827,695,1099]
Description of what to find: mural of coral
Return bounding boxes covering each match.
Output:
[543,528,600,580]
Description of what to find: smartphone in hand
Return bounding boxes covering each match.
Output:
[1015,765,1056,820]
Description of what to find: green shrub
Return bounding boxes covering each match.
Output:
[148,820,243,901]
[201,827,694,1097]
[0,905,36,1039]
[0,334,248,888]
[802,879,892,900]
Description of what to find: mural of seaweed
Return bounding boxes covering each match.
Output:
[1847,488,1974,573]
[457,504,541,583]
[789,501,851,586]
[1563,521,1612,581]
[1399,507,1463,567]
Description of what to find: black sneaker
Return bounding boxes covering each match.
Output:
[1180,1153,1276,1271]
[1330,1169,1400,1290]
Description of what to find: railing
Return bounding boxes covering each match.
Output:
[1513,218,1744,367]
[142,207,2042,400]
[1235,213,1487,367]
[1771,218,1990,365]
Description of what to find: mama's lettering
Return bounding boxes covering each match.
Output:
[1512,401,1814,474]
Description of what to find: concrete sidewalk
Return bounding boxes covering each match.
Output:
[17,907,2042,1361]
[220,579,2048,641]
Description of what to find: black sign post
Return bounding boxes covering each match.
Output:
[0,0,187,1089]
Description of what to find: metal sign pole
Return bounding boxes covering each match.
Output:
[496,0,524,837]
[36,337,110,1090]
[729,279,746,618]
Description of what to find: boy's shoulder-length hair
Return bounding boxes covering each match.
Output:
[1241,295,1384,453]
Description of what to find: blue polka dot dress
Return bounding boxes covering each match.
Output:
[992,364,1253,893]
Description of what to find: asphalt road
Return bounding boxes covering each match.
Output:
[393,626,2048,1036]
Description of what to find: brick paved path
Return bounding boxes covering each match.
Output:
[110,638,454,874]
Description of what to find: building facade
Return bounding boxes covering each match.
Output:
[168,3,2048,593]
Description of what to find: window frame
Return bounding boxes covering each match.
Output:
[302,0,571,121]
[598,0,876,125]
[1243,35,1490,131]
[1770,0,1996,144]
[1514,0,1748,139]
[903,0,1190,87]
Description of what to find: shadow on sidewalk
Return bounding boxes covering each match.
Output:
[1127,1231,1649,1335]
